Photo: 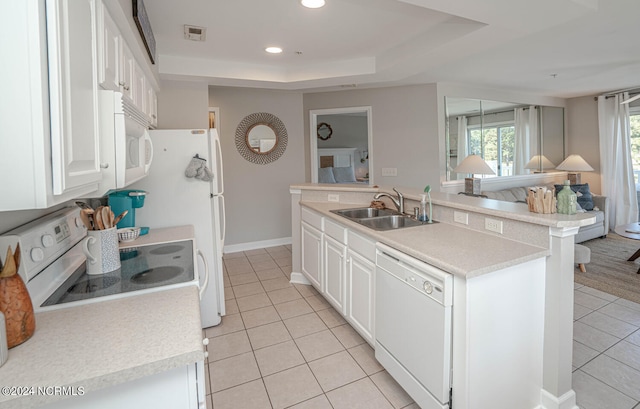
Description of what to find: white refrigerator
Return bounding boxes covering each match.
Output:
[131,128,225,328]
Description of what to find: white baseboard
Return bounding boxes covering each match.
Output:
[223,237,292,254]
[290,272,311,285]
[539,389,578,409]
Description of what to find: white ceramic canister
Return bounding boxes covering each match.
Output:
[0,311,8,367]
[82,227,121,275]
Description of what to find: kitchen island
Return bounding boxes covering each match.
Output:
[290,183,595,409]
[0,285,205,409]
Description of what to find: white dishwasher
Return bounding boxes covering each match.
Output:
[375,243,453,409]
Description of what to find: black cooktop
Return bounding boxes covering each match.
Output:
[42,240,195,307]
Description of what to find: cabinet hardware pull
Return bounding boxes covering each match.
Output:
[100,163,109,169]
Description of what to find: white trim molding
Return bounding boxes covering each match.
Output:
[223,237,292,254]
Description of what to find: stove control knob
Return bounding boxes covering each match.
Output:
[31,247,44,262]
[41,234,54,248]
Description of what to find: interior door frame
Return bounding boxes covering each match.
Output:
[310,106,373,184]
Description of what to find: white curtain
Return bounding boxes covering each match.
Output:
[456,116,468,180]
[514,106,539,174]
[598,93,637,228]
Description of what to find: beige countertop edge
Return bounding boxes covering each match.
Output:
[302,201,550,279]
[0,286,204,409]
[292,183,597,228]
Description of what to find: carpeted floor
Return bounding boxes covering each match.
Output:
[575,233,640,304]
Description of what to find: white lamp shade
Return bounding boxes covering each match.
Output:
[556,154,594,172]
[525,155,556,170]
[453,155,495,175]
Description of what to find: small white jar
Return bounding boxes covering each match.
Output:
[0,312,8,367]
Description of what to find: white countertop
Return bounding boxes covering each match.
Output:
[302,201,551,278]
[0,285,204,409]
[292,183,596,229]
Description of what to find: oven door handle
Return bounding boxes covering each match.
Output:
[197,249,210,300]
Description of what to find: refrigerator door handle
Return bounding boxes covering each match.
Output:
[220,196,226,245]
[197,249,210,300]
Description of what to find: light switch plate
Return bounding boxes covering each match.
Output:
[328,194,339,202]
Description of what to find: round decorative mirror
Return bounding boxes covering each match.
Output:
[235,112,288,165]
[317,122,332,140]
[246,124,277,154]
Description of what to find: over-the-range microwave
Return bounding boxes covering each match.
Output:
[98,90,154,192]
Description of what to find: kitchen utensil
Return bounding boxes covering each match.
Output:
[80,209,93,230]
[102,207,112,229]
[75,201,93,210]
[112,210,128,226]
[94,206,105,230]
[82,227,121,274]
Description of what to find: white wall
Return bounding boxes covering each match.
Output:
[209,86,304,248]
[158,80,209,129]
[304,85,440,191]
[565,95,601,194]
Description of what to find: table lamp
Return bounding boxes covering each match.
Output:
[556,154,593,184]
[524,155,556,173]
[453,155,495,195]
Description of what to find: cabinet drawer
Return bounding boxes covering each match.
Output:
[325,218,347,243]
[348,230,376,261]
[302,207,323,231]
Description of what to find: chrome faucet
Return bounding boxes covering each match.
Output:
[373,188,405,214]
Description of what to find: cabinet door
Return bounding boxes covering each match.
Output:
[147,85,158,126]
[47,0,102,195]
[301,222,323,289]
[133,60,146,113]
[347,250,375,344]
[98,2,120,91]
[324,236,346,314]
[120,40,135,100]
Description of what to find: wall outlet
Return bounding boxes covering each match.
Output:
[485,218,503,234]
[328,194,339,202]
[381,168,397,177]
[454,211,468,225]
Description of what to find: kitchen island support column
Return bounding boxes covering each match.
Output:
[541,226,579,409]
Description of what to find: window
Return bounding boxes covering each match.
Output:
[467,123,515,177]
[631,109,640,184]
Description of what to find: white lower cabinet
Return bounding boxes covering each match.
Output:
[301,221,323,289]
[300,208,376,346]
[323,235,346,314]
[347,249,375,344]
[42,362,206,409]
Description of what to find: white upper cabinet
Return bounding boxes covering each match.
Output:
[97,1,120,92]
[47,0,102,195]
[97,3,158,124]
[0,0,102,210]
[120,40,135,101]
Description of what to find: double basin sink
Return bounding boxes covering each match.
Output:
[330,207,429,231]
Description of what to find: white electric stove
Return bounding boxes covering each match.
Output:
[0,207,204,313]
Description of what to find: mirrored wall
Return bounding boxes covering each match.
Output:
[445,97,564,181]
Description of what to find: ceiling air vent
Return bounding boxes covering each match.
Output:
[184,25,206,41]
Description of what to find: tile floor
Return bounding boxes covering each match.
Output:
[203,246,640,408]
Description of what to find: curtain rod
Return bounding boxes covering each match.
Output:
[594,90,640,101]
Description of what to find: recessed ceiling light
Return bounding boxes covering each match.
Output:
[301,0,325,8]
[265,47,283,54]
